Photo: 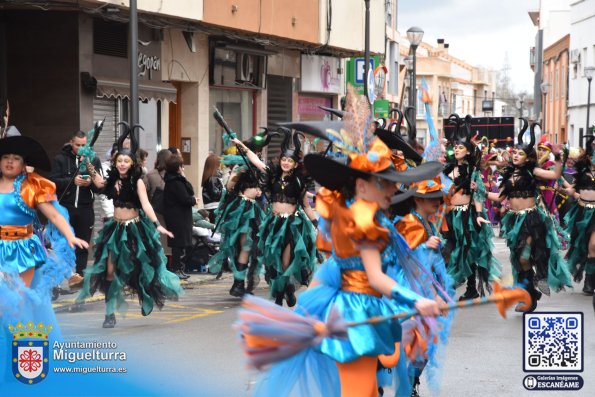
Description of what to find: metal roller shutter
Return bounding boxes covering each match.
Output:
[266,75,293,161]
[91,97,119,241]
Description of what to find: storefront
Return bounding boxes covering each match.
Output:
[84,17,176,168]
[208,40,270,155]
[299,54,341,153]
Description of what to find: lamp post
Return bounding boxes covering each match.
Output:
[540,82,551,136]
[585,66,595,137]
[404,55,413,109]
[363,0,371,102]
[516,94,525,132]
[129,0,139,141]
[406,26,424,123]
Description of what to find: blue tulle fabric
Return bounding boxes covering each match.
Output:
[0,200,76,385]
[252,211,426,396]
[383,219,455,396]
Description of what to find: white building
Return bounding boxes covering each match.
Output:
[568,0,595,147]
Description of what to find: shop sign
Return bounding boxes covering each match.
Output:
[138,51,161,77]
[373,99,390,118]
[300,55,341,94]
[346,56,380,94]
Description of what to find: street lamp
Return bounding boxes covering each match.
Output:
[406,26,424,127]
[404,55,413,108]
[540,82,551,135]
[585,66,595,137]
[516,94,525,132]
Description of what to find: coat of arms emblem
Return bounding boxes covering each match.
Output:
[9,321,53,384]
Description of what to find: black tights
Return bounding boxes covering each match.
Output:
[171,246,187,272]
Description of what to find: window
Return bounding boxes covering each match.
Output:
[555,67,559,98]
[209,88,255,155]
[416,90,426,117]
[93,19,127,58]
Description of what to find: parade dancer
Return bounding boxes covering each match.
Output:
[394,177,455,397]
[537,138,563,217]
[442,115,501,300]
[564,134,595,296]
[240,88,443,397]
[487,120,572,312]
[207,157,264,297]
[232,131,318,307]
[77,124,183,328]
[0,134,87,381]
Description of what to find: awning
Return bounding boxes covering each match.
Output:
[95,77,177,103]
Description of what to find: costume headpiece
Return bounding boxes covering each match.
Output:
[277,127,304,162]
[538,135,553,152]
[374,108,424,164]
[115,121,142,161]
[410,176,445,199]
[447,114,476,153]
[244,127,274,152]
[0,135,51,171]
[301,85,441,191]
[515,118,536,157]
[581,132,594,158]
[445,114,480,167]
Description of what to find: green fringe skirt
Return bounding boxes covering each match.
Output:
[502,205,572,292]
[207,194,264,279]
[258,209,317,297]
[564,200,595,279]
[77,214,183,316]
[442,204,502,291]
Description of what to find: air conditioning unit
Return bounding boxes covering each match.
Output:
[571,49,580,64]
[236,53,255,82]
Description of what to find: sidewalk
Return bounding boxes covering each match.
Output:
[52,271,233,313]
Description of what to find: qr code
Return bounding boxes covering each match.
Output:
[524,312,583,372]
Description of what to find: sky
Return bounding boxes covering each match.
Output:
[398,0,539,94]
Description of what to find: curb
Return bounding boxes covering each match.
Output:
[52,272,233,313]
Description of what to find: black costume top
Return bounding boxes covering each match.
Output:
[264,164,306,205]
[443,163,473,195]
[105,177,142,209]
[574,159,595,192]
[500,162,537,199]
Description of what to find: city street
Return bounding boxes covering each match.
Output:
[53,229,595,397]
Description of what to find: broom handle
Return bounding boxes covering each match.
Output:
[345,289,521,328]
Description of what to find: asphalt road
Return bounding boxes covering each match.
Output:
[51,231,594,397]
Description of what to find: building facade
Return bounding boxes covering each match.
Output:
[528,0,570,134]
[399,39,497,146]
[0,0,385,192]
[568,0,595,147]
[543,34,570,143]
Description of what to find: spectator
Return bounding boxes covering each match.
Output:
[49,130,103,288]
[201,154,223,206]
[144,149,173,265]
[137,148,148,177]
[163,155,198,279]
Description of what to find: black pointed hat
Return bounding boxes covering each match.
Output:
[0,135,51,171]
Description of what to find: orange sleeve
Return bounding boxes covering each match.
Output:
[315,187,337,253]
[20,172,57,208]
[345,199,389,250]
[396,214,428,250]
